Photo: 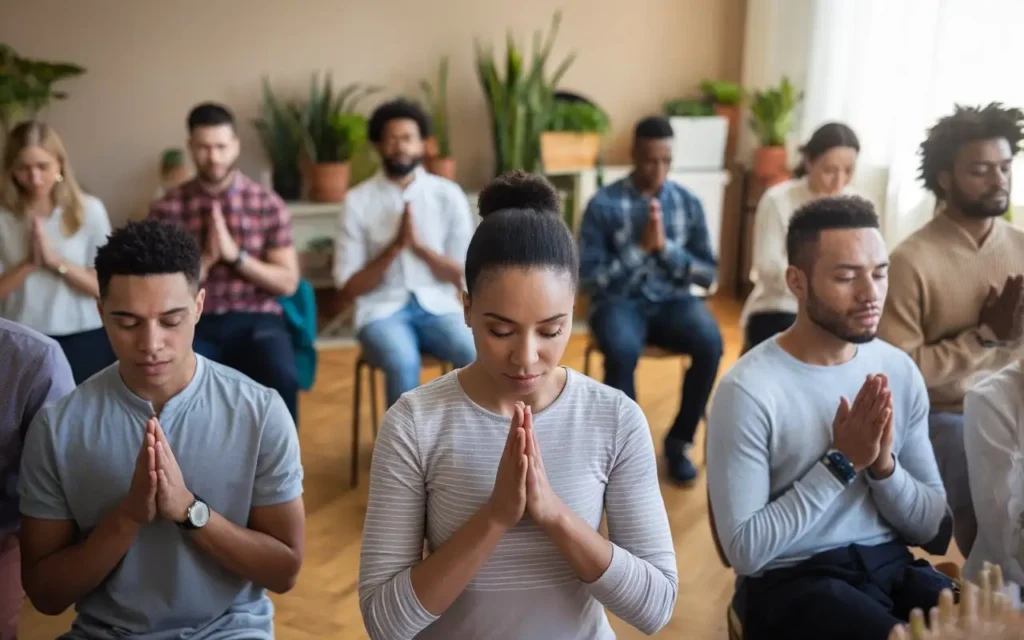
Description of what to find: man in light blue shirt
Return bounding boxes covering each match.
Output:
[18,220,304,639]
[707,196,952,639]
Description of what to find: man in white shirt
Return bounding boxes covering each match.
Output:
[964,362,1024,588]
[334,99,476,407]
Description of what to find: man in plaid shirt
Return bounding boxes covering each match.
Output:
[150,103,300,421]
[579,116,724,484]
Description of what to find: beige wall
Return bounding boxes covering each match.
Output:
[2,0,745,223]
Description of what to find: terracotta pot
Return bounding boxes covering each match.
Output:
[425,156,457,181]
[310,162,351,203]
[424,137,440,158]
[714,104,740,162]
[539,132,601,172]
[753,146,790,186]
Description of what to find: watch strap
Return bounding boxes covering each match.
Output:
[232,249,247,268]
[978,323,1002,348]
[177,494,205,530]
[822,449,856,486]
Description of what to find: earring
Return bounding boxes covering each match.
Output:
[55,174,64,183]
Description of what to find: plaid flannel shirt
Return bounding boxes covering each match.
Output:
[149,173,293,315]
[579,176,717,304]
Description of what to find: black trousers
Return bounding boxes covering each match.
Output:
[193,312,298,423]
[737,542,956,640]
[744,311,796,351]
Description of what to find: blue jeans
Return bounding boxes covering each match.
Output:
[193,312,299,423]
[358,297,476,407]
[589,296,723,446]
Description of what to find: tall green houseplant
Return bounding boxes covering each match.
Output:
[420,56,452,158]
[474,11,575,175]
[0,44,85,139]
[252,77,305,200]
[748,76,801,147]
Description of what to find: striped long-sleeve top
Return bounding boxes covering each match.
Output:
[358,369,678,639]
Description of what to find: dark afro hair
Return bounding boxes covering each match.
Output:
[919,103,1024,198]
[368,98,431,144]
[786,195,879,271]
[94,220,202,298]
[634,116,675,142]
[187,102,235,132]
[465,170,578,296]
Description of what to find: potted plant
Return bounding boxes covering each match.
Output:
[0,44,85,140]
[474,11,574,175]
[748,76,802,186]
[420,56,456,180]
[252,77,305,200]
[700,79,743,160]
[540,95,610,172]
[158,148,190,194]
[663,96,728,170]
[298,73,379,202]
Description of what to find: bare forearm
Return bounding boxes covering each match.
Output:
[340,244,401,300]
[413,246,463,287]
[187,509,301,593]
[235,257,299,297]
[23,506,140,615]
[53,263,99,298]
[410,504,506,615]
[0,261,34,299]
[543,507,613,583]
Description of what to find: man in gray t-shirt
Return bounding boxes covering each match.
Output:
[18,220,305,639]
[0,318,75,638]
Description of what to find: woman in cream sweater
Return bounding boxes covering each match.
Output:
[741,122,861,349]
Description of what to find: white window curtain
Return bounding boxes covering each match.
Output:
[744,0,1024,245]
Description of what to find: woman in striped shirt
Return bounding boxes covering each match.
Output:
[358,171,678,639]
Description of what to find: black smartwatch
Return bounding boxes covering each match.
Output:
[822,449,857,486]
[177,495,211,530]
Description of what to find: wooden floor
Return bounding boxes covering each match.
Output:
[18,296,961,639]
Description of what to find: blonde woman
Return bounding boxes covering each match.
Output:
[0,121,114,383]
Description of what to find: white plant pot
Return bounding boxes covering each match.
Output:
[668,116,728,171]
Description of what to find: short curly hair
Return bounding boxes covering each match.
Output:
[368,99,430,144]
[94,220,201,298]
[787,195,879,271]
[919,103,1024,199]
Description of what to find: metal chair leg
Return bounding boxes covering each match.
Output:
[370,367,380,436]
[351,358,364,489]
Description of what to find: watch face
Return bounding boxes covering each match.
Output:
[190,501,211,527]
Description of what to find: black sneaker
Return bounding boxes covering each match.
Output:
[664,438,698,484]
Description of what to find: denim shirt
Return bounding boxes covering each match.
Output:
[579,176,717,304]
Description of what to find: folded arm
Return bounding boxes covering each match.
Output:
[653,194,718,290]
[186,498,304,593]
[578,200,645,299]
[19,510,140,615]
[333,199,400,302]
[570,397,677,635]
[358,402,507,640]
[707,381,847,576]
[865,370,946,544]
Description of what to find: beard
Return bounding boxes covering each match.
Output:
[197,158,237,186]
[948,180,1009,219]
[381,155,422,178]
[806,286,877,344]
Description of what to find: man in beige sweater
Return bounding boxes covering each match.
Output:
[879,103,1024,557]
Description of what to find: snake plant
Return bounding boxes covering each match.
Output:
[420,56,452,158]
[474,11,575,175]
[298,72,380,164]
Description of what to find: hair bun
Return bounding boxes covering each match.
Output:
[477,170,561,218]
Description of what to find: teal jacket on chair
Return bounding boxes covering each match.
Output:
[280,279,318,391]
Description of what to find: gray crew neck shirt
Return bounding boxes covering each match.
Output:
[19,355,303,639]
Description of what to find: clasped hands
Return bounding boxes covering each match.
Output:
[486,402,565,531]
[832,373,895,479]
[389,202,424,257]
[121,417,195,526]
[639,198,666,254]
[202,201,241,268]
[980,274,1024,343]
[26,217,59,271]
